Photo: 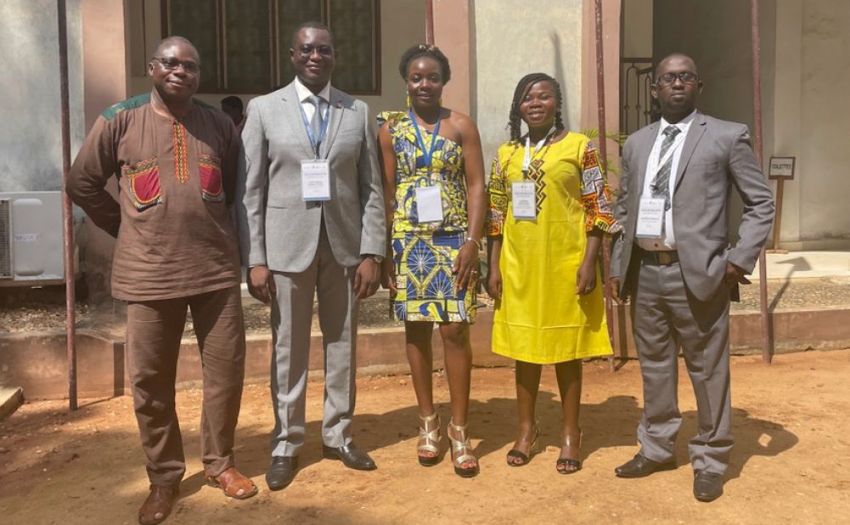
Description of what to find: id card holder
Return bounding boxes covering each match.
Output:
[415,185,443,223]
[512,181,537,220]
[301,159,331,201]
[636,197,665,238]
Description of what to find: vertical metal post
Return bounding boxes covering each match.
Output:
[58,0,78,409]
[594,0,616,372]
[424,0,435,45]
[750,0,772,364]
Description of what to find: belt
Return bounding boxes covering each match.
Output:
[639,249,679,266]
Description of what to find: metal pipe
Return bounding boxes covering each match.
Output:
[750,0,772,364]
[57,0,78,409]
[424,0,435,45]
[594,0,616,372]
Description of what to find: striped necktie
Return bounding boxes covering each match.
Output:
[650,126,682,210]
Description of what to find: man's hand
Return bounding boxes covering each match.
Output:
[248,265,276,305]
[608,277,623,305]
[381,258,397,293]
[724,262,751,288]
[453,242,480,291]
[354,257,381,300]
[575,260,597,296]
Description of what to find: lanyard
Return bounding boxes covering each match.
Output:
[409,108,442,169]
[299,100,330,158]
[522,128,556,174]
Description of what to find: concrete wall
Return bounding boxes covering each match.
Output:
[473,0,584,165]
[0,0,85,192]
[126,0,425,115]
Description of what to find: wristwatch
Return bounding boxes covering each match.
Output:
[367,254,385,264]
[464,237,482,250]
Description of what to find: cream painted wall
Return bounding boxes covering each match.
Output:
[473,0,584,164]
[0,0,85,192]
[126,0,424,117]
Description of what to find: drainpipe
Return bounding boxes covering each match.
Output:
[424,0,435,45]
[57,0,78,409]
[750,0,772,364]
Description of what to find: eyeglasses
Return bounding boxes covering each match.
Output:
[152,56,200,74]
[296,45,334,58]
[656,72,698,86]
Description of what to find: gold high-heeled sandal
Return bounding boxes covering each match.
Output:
[417,412,441,467]
[447,419,479,478]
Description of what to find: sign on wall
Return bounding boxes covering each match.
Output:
[769,157,795,179]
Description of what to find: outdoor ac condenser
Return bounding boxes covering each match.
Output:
[0,191,65,286]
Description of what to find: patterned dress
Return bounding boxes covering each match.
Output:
[486,133,620,364]
[378,111,476,323]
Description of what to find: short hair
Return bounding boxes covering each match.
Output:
[654,53,698,79]
[220,96,243,112]
[507,73,564,142]
[397,44,451,84]
[291,21,334,48]
[152,36,199,62]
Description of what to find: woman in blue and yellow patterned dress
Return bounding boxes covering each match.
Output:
[377,45,486,477]
[486,73,620,474]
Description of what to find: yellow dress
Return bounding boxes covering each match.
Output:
[486,133,620,364]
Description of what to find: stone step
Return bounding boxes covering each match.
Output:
[0,386,24,420]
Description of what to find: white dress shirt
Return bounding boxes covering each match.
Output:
[293,76,331,123]
[636,110,697,251]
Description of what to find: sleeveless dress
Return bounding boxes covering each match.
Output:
[378,110,477,324]
[486,133,620,363]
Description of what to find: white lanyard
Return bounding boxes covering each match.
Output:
[522,128,555,174]
[653,126,686,175]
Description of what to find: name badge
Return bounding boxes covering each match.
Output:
[301,160,331,201]
[636,198,665,238]
[415,185,443,223]
[512,181,537,219]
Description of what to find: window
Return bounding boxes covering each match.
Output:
[162,0,380,94]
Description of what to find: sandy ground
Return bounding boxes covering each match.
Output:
[1,350,849,525]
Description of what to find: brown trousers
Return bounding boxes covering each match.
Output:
[127,285,246,488]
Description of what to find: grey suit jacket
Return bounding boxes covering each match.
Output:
[236,81,386,272]
[610,112,775,302]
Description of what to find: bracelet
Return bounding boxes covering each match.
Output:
[464,237,482,250]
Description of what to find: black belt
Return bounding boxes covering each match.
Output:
[639,248,679,266]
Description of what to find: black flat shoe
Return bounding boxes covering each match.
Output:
[693,470,724,502]
[266,456,299,491]
[614,454,676,478]
[322,443,377,471]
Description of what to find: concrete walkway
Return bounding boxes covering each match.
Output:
[752,250,850,280]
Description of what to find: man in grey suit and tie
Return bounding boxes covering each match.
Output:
[237,21,386,491]
[609,54,774,502]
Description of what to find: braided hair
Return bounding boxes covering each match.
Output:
[398,44,451,83]
[508,73,565,142]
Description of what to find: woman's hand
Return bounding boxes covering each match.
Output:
[487,264,503,300]
[453,241,480,291]
[575,260,597,295]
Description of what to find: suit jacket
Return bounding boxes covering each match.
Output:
[610,112,775,302]
[236,81,386,272]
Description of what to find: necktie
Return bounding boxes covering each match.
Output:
[308,94,325,155]
[650,126,682,210]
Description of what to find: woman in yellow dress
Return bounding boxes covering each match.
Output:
[486,73,620,473]
[377,45,486,477]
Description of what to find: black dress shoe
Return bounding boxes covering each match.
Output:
[322,443,377,471]
[693,470,724,502]
[614,454,677,478]
[266,456,299,491]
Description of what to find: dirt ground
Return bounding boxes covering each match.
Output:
[1,350,849,525]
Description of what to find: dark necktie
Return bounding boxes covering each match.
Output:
[651,126,682,210]
[308,94,325,155]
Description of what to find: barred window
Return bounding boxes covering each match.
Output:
[163,0,380,94]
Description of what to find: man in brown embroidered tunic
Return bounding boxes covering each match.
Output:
[67,36,257,525]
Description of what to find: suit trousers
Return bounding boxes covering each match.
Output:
[270,223,358,457]
[631,260,733,475]
[126,285,246,487]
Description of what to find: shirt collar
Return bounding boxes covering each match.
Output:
[660,110,697,133]
[294,76,331,103]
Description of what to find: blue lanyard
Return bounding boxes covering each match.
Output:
[408,108,441,169]
[299,100,330,158]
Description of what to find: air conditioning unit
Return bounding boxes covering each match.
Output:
[0,191,65,286]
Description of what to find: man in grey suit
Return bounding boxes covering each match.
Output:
[236,21,386,491]
[609,54,774,502]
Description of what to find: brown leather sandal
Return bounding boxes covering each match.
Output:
[138,485,178,525]
[205,467,259,499]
